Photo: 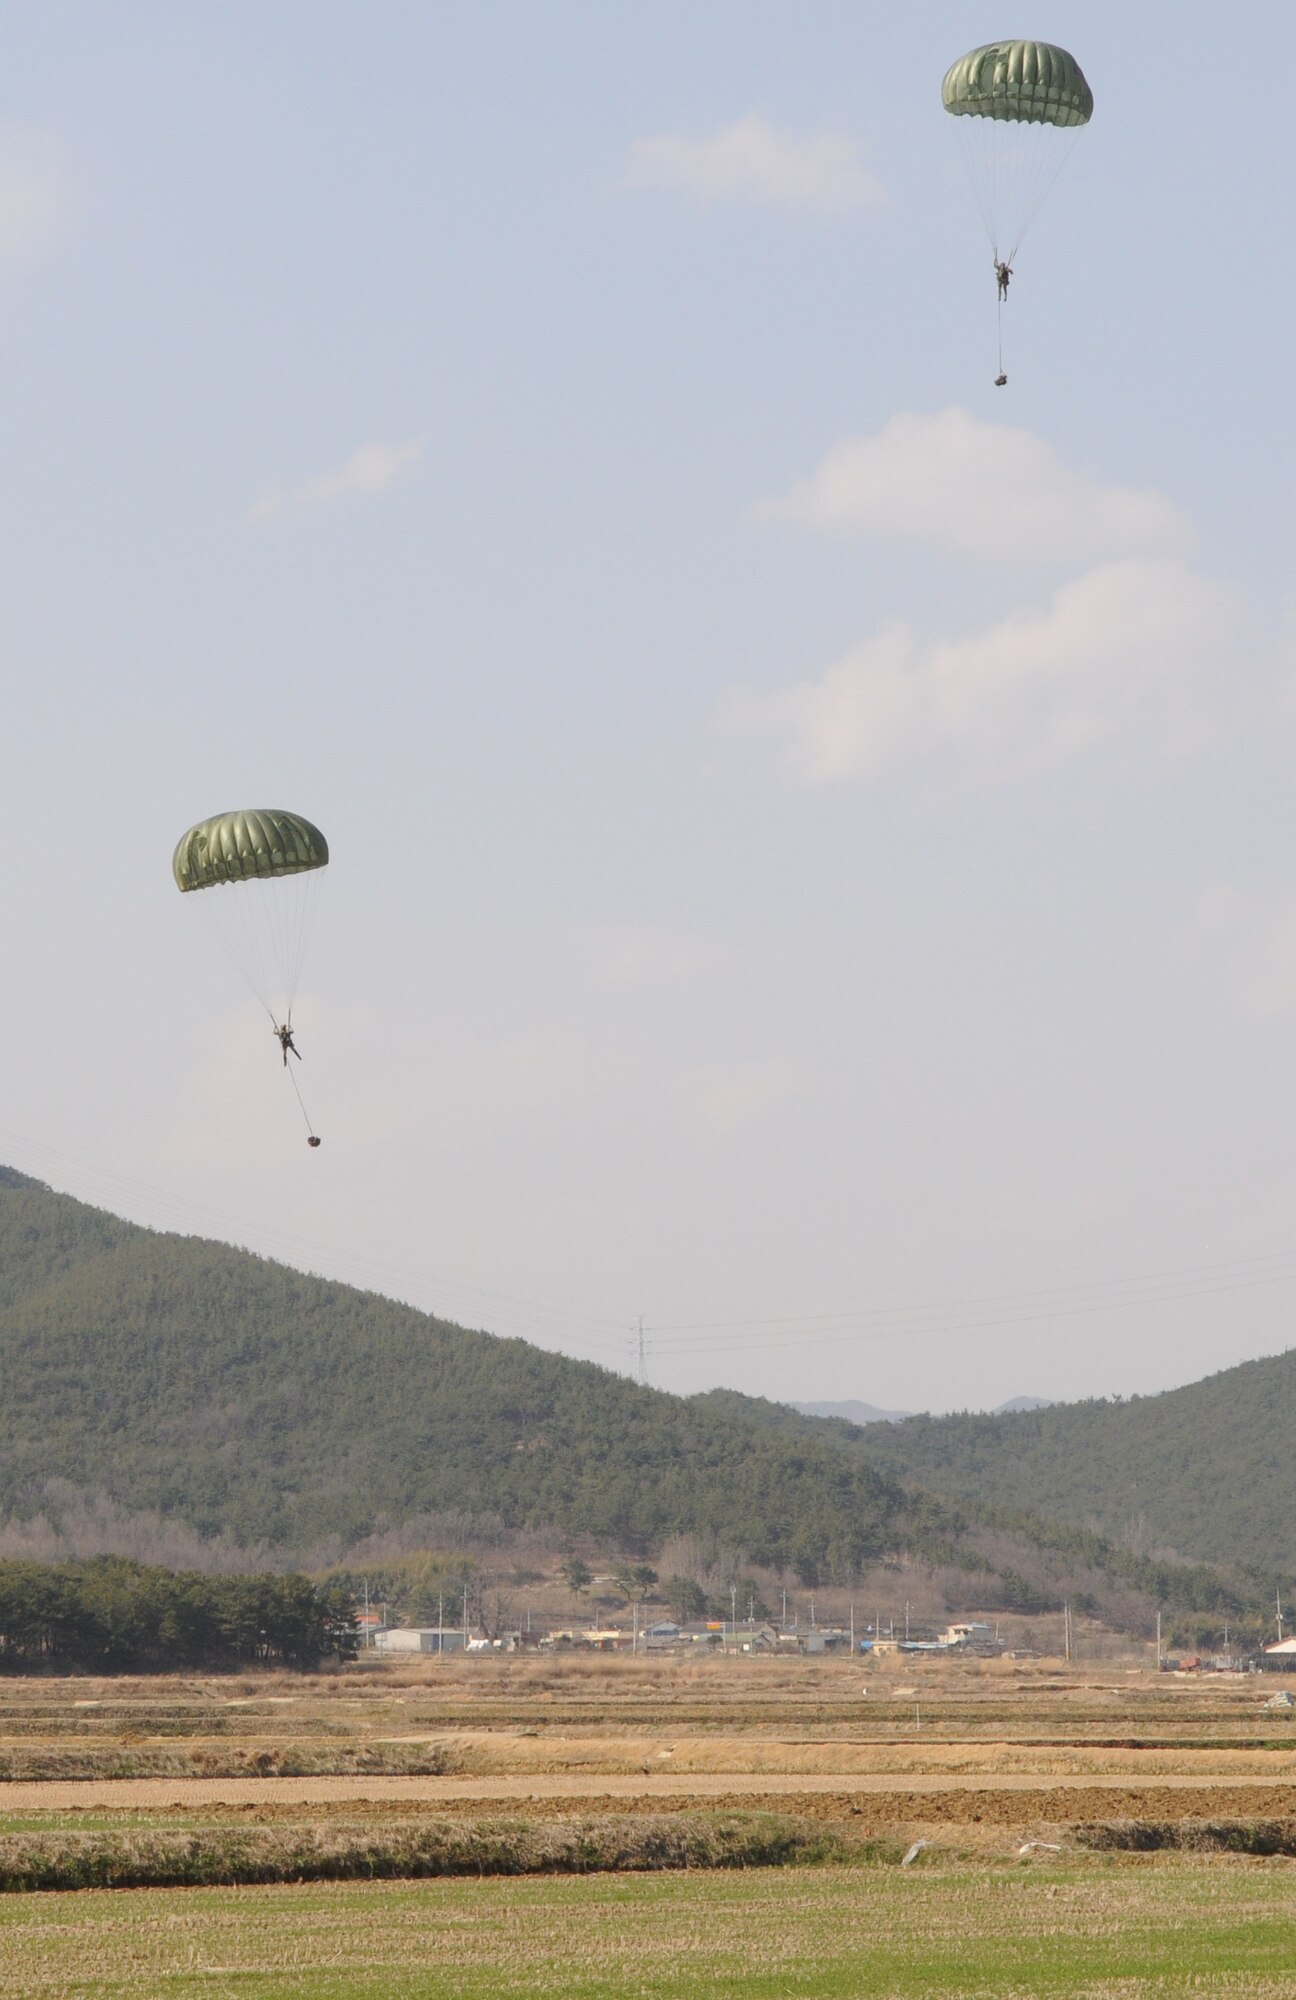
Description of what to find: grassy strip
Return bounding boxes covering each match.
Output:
[0,1742,466,1780]
[1077,1816,1296,1855]
[0,1812,883,1891]
[4,1863,1296,2000]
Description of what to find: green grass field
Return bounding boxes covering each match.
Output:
[2,1860,1295,1998]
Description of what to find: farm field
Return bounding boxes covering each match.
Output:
[3,1862,1296,1998]
[4,1655,1296,1993]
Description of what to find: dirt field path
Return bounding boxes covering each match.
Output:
[3,1769,1296,1812]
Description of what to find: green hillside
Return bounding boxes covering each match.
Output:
[812,1355,1296,1575]
[0,1170,919,1576]
[1,1167,1285,1639]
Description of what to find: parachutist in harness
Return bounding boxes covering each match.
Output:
[995,373,1008,387]
[995,260,1012,301]
[275,1022,300,1066]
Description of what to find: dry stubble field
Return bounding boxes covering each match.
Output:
[4,1652,1296,1996]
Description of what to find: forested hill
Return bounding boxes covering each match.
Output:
[0,1171,925,1573]
[814,1352,1296,1574]
[5,1169,1288,1618]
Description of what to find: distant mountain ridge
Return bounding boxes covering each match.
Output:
[792,1396,1053,1425]
[792,1400,913,1426]
[842,1361,1296,1574]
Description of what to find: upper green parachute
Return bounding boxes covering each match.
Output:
[942,42,1093,128]
[172,809,329,893]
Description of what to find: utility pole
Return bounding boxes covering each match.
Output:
[1064,1601,1071,1663]
[781,1587,787,1630]
[904,1601,910,1643]
[850,1604,855,1652]
[363,1577,371,1648]
[463,1583,469,1649]
[1156,1609,1162,1668]
[1277,1590,1284,1642]
[636,1316,647,1386]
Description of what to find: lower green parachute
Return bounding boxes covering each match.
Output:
[173,810,329,1146]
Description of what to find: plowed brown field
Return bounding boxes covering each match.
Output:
[3,1655,1294,1845]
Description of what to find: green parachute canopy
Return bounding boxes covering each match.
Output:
[173,808,329,1035]
[941,42,1093,128]
[172,809,329,894]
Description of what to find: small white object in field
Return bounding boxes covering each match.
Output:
[1017,1841,1062,1856]
[901,1840,930,1868]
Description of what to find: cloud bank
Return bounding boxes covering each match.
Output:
[760,408,1194,565]
[627,115,883,212]
[250,439,422,525]
[0,127,73,265]
[730,408,1235,782]
[727,559,1232,781]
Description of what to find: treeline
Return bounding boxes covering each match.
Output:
[0,1558,356,1672]
[966,1506,1291,1646]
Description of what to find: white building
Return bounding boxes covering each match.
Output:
[940,1622,995,1649]
[373,1627,466,1655]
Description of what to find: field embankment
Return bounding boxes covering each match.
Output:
[0,1810,861,1893]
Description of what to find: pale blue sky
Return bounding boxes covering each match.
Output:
[5,2,1296,1412]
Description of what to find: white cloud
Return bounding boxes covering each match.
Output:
[627,115,883,212]
[760,408,1194,565]
[0,127,72,264]
[1247,917,1296,1017]
[597,925,701,986]
[958,1180,1116,1252]
[725,558,1234,782]
[1183,888,1296,1024]
[676,1059,798,1146]
[1204,897,1296,1021]
[250,438,422,525]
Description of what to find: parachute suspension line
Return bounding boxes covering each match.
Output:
[192,888,280,1026]
[1000,125,1083,267]
[953,117,1084,269]
[996,291,1006,385]
[188,867,323,1028]
[955,119,1002,257]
